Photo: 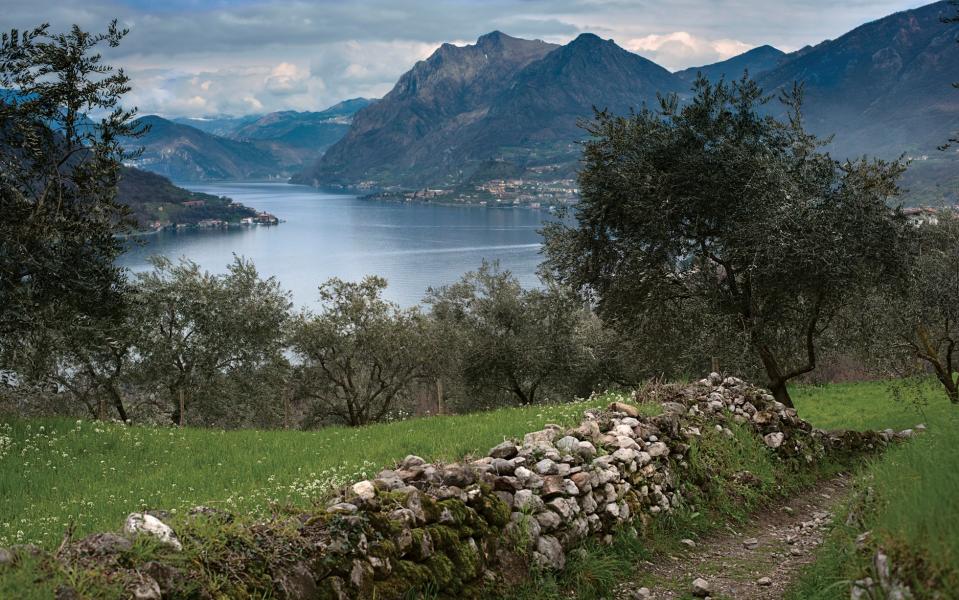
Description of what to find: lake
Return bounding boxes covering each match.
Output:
[118,182,556,307]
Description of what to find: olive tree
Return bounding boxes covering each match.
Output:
[544,76,911,407]
[291,276,429,427]
[852,213,959,403]
[134,257,292,426]
[426,262,595,408]
[0,22,143,357]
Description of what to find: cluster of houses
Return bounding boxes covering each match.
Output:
[240,212,280,226]
[902,206,959,226]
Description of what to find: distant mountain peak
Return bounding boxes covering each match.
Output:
[476,30,509,45]
[676,44,786,83]
[572,32,603,43]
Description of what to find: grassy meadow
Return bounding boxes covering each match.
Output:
[0,379,955,598]
[0,380,942,550]
[0,394,626,548]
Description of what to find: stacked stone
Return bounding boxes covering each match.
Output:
[5,375,918,600]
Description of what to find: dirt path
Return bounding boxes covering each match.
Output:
[617,474,854,600]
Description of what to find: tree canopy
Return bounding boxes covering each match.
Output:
[0,22,144,355]
[544,76,911,406]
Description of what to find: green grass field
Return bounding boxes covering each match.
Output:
[0,394,624,548]
[0,379,955,598]
[0,382,959,599]
[788,383,959,599]
[0,382,942,550]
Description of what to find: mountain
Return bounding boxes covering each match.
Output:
[127,116,284,181]
[172,114,261,137]
[676,45,786,83]
[118,167,256,227]
[296,32,559,186]
[301,2,959,203]
[229,98,377,166]
[756,0,959,202]
[139,99,375,180]
[296,32,684,187]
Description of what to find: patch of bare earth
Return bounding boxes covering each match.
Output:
[617,473,853,600]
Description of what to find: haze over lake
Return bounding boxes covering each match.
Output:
[118,182,554,307]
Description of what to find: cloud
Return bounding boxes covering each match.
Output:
[265,62,309,95]
[3,0,930,116]
[624,32,753,71]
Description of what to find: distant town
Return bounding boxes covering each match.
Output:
[363,177,580,209]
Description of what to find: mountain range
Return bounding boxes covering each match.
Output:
[296,0,959,203]
[128,98,374,181]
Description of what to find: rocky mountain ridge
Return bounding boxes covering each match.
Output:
[299,1,959,203]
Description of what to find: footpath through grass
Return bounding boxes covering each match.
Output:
[787,383,959,599]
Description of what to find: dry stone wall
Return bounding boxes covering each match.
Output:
[2,375,917,599]
[303,374,913,598]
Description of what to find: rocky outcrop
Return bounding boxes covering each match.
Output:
[0,376,917,599]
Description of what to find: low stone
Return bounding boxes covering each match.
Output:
[632,587,652,599]
[534,535,566,570]
[764,432,785,449]
[647,442,669,457]
[790,547,803,556]
[612,448,637,463]
[555,436,580,454]
[743,537,759,549]
[489,441,519,460]
[535,458,559,475]
[680,538,696,548]
[757,577,772,586]
[524,427,560,447]
[608,401,640,417]
[576,441,597,459]
[514,489,544,512]
[352,480,376,501]
[691,577,711,597]
[132,576,162,600]
[74,532,133,556]
[123,513,182,551]
[541,475,565,497]
[0,548,12,566]
[569,471,592,493]
[547,497,575,520]
[400,455,426,469]
[535,510,562,531]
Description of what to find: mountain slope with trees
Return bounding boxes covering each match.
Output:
[131,99,375,181]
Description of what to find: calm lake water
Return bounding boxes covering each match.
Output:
[118,182,556,307]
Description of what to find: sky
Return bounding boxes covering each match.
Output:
[4,0,933,117]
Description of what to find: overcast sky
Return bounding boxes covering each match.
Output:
[4,0,932,117]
